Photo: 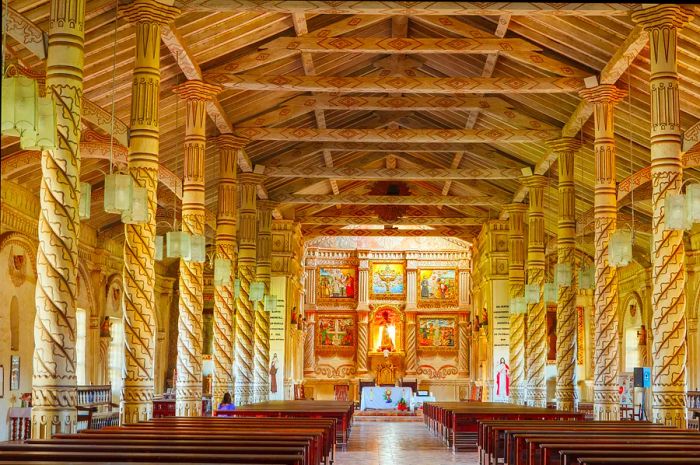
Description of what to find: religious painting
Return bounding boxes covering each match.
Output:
[316,315,355,353]
[369,262,405,300]
[547,306,556,363]
[317,267,357,302]
[577,306,585,365]
[10,356,20,391]
[417,316,456,351]
[417,269,458,308]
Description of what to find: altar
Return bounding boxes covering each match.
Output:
[360,386,413,411]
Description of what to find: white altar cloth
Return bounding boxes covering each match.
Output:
[360,386,413,411]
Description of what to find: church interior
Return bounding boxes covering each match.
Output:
[1,1,700,464]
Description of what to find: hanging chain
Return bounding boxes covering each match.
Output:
[108,0,119,174]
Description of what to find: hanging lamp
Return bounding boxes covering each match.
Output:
[250,282,265,303]
[79,182,92,220]
[555,263,572,287]
[189,234,207,263]
[155,235,164,261]
[213,257,232,286]
[578,265,595,290]
[264,295,277,313]
[525,284,540,304]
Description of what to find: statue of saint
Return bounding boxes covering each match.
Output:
[380,323,395,352]
[100,317,111,338]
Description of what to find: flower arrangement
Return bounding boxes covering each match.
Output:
[397,398,408,411]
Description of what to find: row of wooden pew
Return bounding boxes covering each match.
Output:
[0,400,354,465]
[423,401,585,451]
[477,418,700,465]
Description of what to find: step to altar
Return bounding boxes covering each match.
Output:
[354,411,423,422]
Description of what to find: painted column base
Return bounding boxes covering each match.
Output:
[653,388,687,427]
[594,387,621,420]
[31,406,76,439]
[234,383,252,406]
[121,399,153,424]
[556,387,577,411]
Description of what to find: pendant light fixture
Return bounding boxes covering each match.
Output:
[213,257,232,286]
[264,294,277,313]
[250,282,265,303]
[510,296,527,315]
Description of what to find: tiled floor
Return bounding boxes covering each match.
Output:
[335,421,479,465]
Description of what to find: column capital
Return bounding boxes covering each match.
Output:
[172,79,221,101]
[547,137,582,154]
[523,174,547,190]
[120,0,180,25]
[239,172,266,186]
[212,134,249,150]
[505,202,528,214]
[631,4,694,31]
[579,84,627,105]
[257,200,278,211]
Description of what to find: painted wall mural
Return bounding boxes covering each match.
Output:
[417,316,457,350]
[317,315,355,353]
[317,267,357,302]
[418,269,458,308]
[369,262,405,299]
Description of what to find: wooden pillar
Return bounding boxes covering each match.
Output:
[31,0,87,439]
[303,311,316,376]
[579,84,626,421]
[253,200,275,403]
[356,254,370,374]
[524,175,547,407]
[119,0,179,424]
[458,312,470,378]
[550,138,582,411]
[235,172,264,405]
[506,203,528,405]
[211,135,243,404]
[173,80,221,416]
[633,4,694,427]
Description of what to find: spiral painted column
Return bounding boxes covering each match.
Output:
[550,138,582,411]
[579,84,626,421]
[458,313,470,377]
[173,80,221,416]
[524,175,547,407]
[235,173,264,405]
[211,135,243,404]
[506,203,528,405]
[31,0,86,439]
[253,200,274,403]
[633,4,694,427]
[119,0,179,424]
[304,311,316,376]
[405,312,418,375]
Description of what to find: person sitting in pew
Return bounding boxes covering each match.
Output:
[218,392,235,411]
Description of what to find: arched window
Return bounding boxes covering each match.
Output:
[108,317,124,402]
[623,299,643,372]
[10,296,19,351]
[76,307,87,385]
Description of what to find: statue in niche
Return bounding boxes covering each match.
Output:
[376,309,396,352]
[100,317,111,338]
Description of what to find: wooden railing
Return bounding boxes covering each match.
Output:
[9,407,31,441]
[76,385,119,431]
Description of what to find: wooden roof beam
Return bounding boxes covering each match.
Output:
[272,193,507,206]
[297,216,487,226]
[300,225,477,240]
[260,165,522,180]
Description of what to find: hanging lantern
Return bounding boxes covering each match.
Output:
[1,75,38,139]
[20,95,57,150]
[189,234,206,263]
[104,173,133,214]
[686,184,700,224]
[233,279,241,299]
[121,186,148,224]
[250,281,265,303]
[213,258,232,286]
[665,193,691,231]
[609,229,632,267]
[525,284,540,304]
[578,266,595,290]
[155,235,164,261]
[544,282,558,303]
[166,231,191,259]
[510,296,526,315]
[79,182,91,220]
[264,294,277,312]
[555,263,572,287]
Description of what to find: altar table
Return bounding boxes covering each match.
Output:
[360,386,413,411]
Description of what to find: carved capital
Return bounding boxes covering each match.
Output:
[523,174,547,190]
[120,0,180,25]
[505,202,528,215]
[257,200,279,211]
[172,80,221,101]
[578,84,627,105]
[631,4,694,31]
[212,134,249,150]
[547,137,582,154]
[238,172,266,186]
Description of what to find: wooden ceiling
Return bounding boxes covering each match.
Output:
[2,1,700,249]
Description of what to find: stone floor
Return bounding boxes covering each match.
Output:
[335,421,479,465]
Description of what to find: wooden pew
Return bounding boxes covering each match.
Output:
[577,458,700,465]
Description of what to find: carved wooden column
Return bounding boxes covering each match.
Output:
[303,311,316,376]
[31,0,87,439]
[405,255,418,311]
[119,0,179,424]
[235,173,264,405]
[211,135,242,404]
[356,254,370,374]
[506,203,528,405]
[633,4,694,427]
[357,251,370,311]
[524,175,547,407]
[550,138,582,411]
[405,311,418,375]
[253,200,274,403]
[579,84,626,421]
[458,312,470,377]
[173,80,220,416]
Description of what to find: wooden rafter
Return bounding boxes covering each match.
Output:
[175,2,639,16]
[206,73,585,94]
[272,193,506,206]
[297,216,487,226]
[233,127,560,143]
[300,225,477,239]
[261,165,522,180]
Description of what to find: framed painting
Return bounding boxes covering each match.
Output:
[417,269,458,308]
[10,355,20,391]
[316,315,356,353]
[369,262,405,300]
[317,267,357,303]
[417,316,457,351]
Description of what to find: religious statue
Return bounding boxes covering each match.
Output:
[495,357,510,399]
[376,309,395,352]
[269,353,279,394]
[637,325,648,366]
[100,316,111,338]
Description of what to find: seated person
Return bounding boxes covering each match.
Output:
[218,392,235,411]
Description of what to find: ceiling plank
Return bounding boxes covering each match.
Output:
[272,193,507,206]
[297,216,487,226]
[261,165,522,180]
[206,73,585,94]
